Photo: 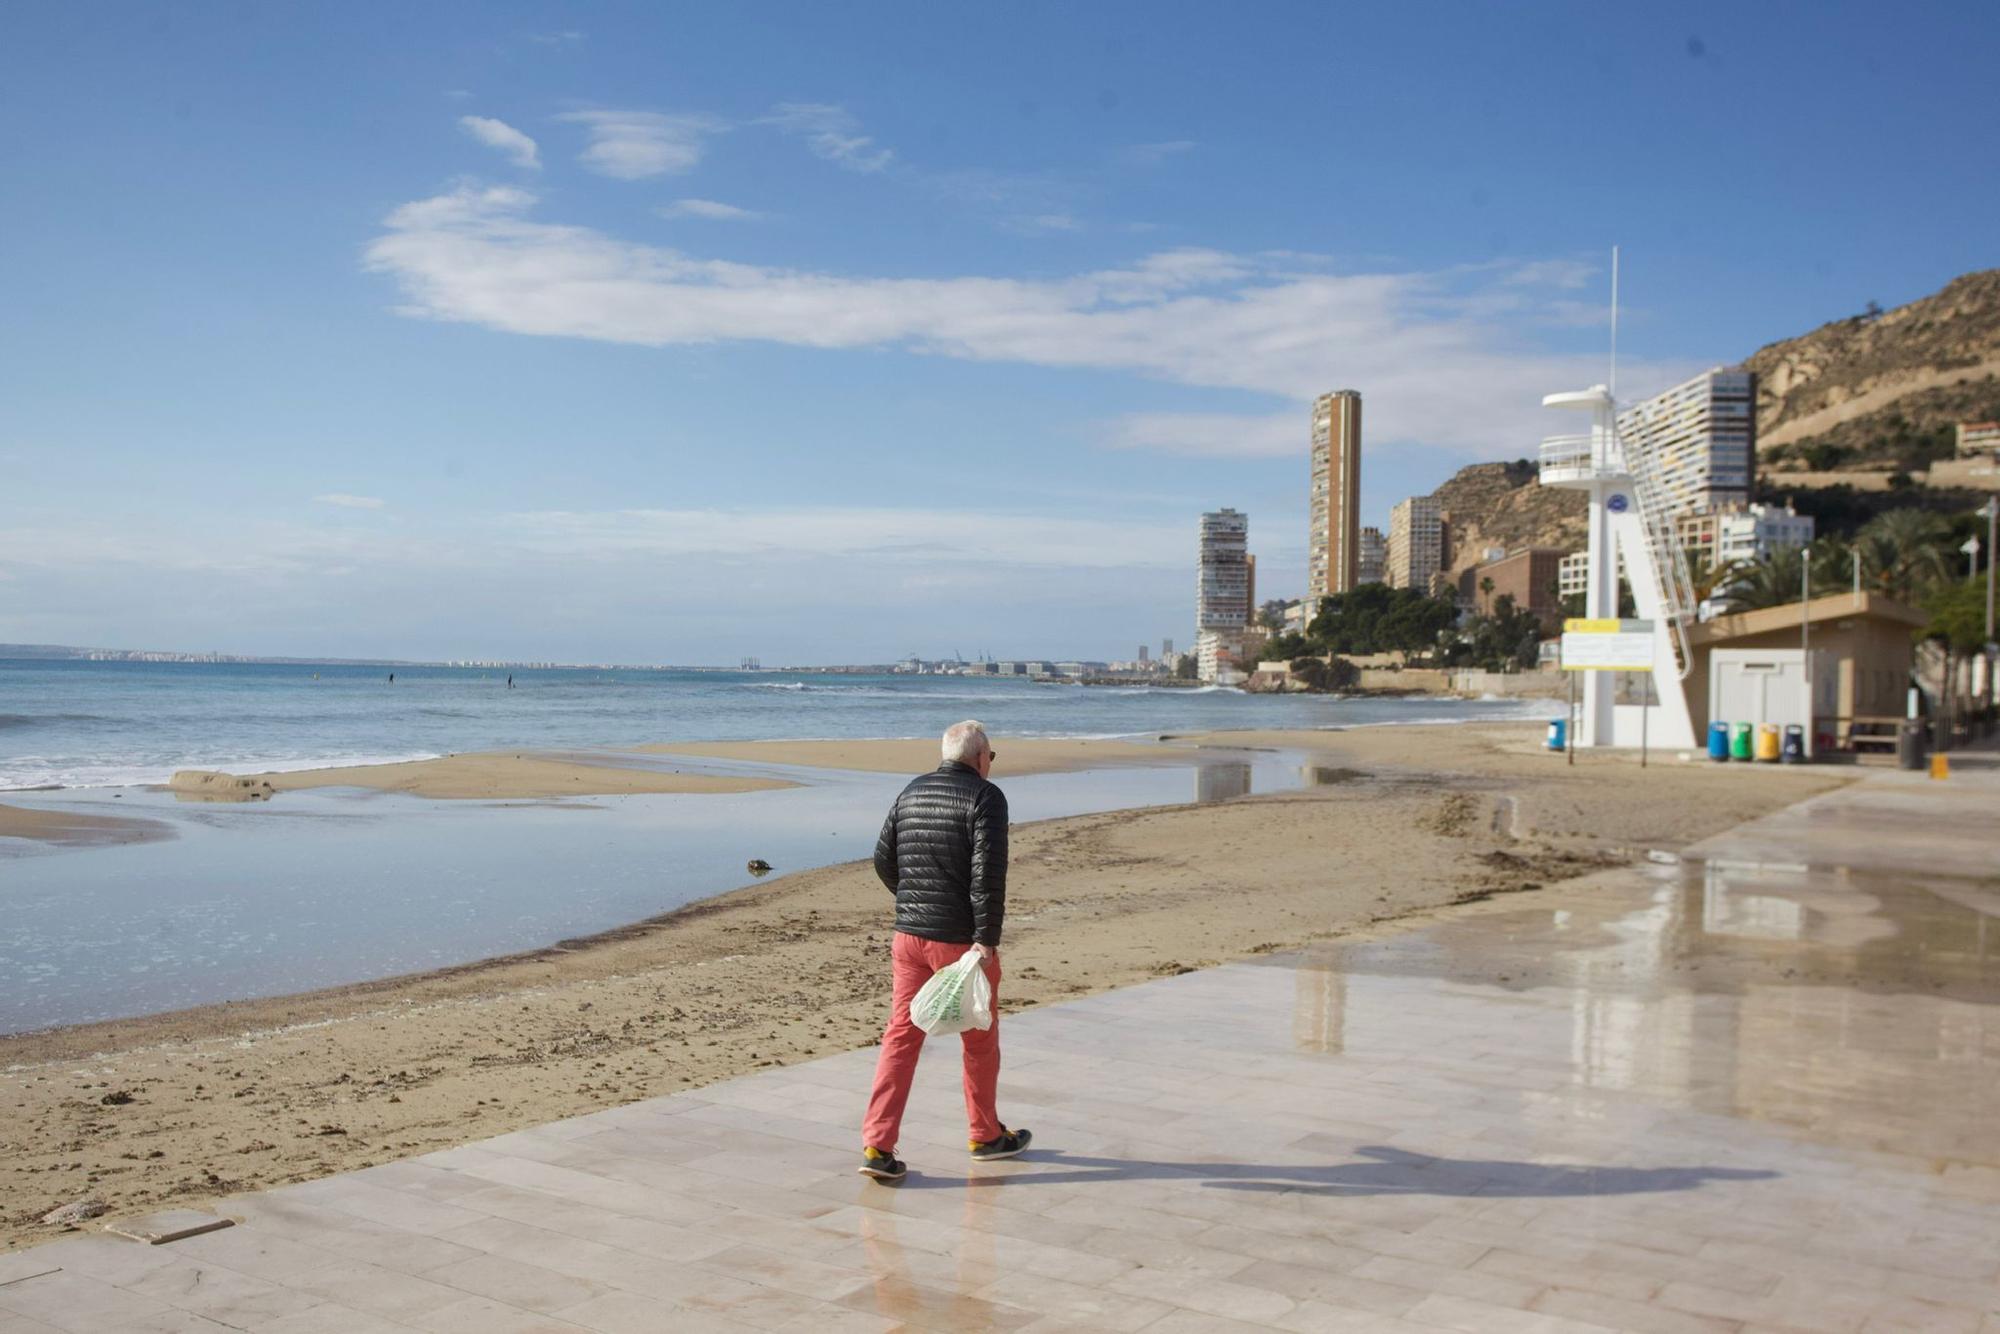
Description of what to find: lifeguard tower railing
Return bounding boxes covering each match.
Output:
[1612,420,1696,679]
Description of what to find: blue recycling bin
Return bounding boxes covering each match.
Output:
[1546,718,1567,751]
[1707,721,1730,762]
[1781,724,1806,764]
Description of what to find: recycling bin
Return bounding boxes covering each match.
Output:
[1545,718,1567,751]
[1729,722,1754,761]
[1781,724,1806,764]
[1707,721,1730,762]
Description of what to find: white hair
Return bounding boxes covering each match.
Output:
[942,720,991,765]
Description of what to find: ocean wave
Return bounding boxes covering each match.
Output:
[0,712,117,730]
[0,751,443,792]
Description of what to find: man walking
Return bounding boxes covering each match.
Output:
[859,720,1031,1181]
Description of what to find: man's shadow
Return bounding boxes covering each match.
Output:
[904,1144,1775,1197]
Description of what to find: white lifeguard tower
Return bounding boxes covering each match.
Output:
[1539,382,1698,751]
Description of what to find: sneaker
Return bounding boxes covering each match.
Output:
[858,1147,906,1181]
[969,1127,1033,1161]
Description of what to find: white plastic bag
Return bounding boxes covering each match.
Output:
[909,951,993,1036]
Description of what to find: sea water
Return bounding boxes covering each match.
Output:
[0,660,1555,1032]
[0,659,1552,791]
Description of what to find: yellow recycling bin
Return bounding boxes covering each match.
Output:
[1755,724,1782,763]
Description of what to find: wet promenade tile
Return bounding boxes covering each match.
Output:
[5,763,1996,1331]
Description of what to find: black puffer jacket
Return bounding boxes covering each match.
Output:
[873,761,1008,946]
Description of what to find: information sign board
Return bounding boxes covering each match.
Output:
[1560,618,1655,672]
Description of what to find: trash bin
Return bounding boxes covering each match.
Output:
[1729,722,1754,761]
[1707,721,1730,762]
[1545,718,1567,751]
[1781,724,1806,764]
[1897,721,1927,771]
[1755,724,1782,762]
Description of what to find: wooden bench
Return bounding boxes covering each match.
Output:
[1844,716,1902,754]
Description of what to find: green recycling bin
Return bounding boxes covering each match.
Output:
[1729,722,1754,761]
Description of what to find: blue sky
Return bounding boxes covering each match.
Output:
[2,1,1995,664]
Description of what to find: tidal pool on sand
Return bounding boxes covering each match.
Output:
[0,750,1323,1033]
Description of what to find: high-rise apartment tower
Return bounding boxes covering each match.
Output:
[1387,496,1443,592]
[1196,509,1251,632]
[1357,526,1387,585]
[1307,390,1363,605]
[1615,368,1757,516]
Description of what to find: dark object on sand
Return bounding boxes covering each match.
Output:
[747,858,773,876]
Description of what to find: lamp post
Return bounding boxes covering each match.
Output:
[1801,544,1813,759]
[1984,498,1997,646]
[1982,499,1998,721]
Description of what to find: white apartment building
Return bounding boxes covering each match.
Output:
[1197,509,1251,633]
[1558,551,1589,600]
[1357,525,1387,585]
[1958,421,2000,458]
[1195,629,1244,684]
[1716,503,1815,565]
[1617,367,1758,516]
[1560,548,1634,601]
[1386,496,1443,591]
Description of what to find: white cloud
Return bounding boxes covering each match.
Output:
[314,493,386,510]
[529,30,585,45]
[658,198,763,222]
[1007,213,1081,235]
[458,116,540,169]
[0,505,1189,661]
[558,110,724,179]
[761,103,892,173]
[504,506,1181,569]
[364,186,1697,454]
[1102,412,1299,458]
[1122,140,1197,165]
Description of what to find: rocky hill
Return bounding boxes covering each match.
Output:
[1412,268,1999,577]
[1432,460,1585,577]
[1745,268,2000,470]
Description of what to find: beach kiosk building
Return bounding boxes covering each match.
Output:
[1686,592,1929,750]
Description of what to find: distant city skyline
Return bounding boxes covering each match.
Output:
[3,3,1996,663]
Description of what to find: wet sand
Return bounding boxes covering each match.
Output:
[0,723,1847,1251]
[162,736,1202,804]
[639,736,1194,775]
[232,752,796,799]
[0,802,173,849]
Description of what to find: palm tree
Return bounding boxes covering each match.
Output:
[1478,576,1495,612]
[1724,546,1809,611]
[1686,550,1748,607]
[1857,509,1951,601]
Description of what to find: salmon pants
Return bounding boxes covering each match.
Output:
[862,931,1003,1153]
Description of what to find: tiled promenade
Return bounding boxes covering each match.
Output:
[4,760,1997,1332]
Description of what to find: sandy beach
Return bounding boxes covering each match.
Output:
[2,737,1220,823]
[638,736,1195,775]
[205,752,798,801]
[0,723,1847,1252]
[0,803,175,849]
